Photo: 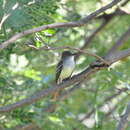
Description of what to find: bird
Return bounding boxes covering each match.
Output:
[52,51,76,101]
[56,51,76,84]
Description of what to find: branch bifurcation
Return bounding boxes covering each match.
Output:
[0,0,122,50]
[0,0,129,113]
[0,47,130,113]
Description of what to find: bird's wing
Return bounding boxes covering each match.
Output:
[55,60,63,84]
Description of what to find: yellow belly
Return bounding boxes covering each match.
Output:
[60,67,73,80]
[58,56,75,83]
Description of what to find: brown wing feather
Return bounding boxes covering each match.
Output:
[55,60,63,84]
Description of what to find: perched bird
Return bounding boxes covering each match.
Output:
[52,51,76,101]
[56,51,76,84]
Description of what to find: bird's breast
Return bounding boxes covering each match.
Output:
[60,56,75,79]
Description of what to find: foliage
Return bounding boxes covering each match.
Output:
[0,0,130,129]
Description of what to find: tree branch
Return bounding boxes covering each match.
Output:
[0,67,95,112]
[80,0,130,53]
[106,26,130,56]
[0,22,130,113]
[13,123,40,130]
[105,48,130,64]
[96,8,130,20]
[27,45,109,65]
[42,82,82,113]
[79,88,128,122]
[0,46,130,112]
[80,20,108,50]
[120,0,130,6]
[0,0,122,50]
[80,8,129,51]
[116,102,130,130]
[75,6,130,57]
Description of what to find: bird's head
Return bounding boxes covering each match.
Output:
[61,51,76,58]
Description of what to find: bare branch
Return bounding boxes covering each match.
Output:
[0,23,130,113]
[0,14,11,30]
[97,0,130,20]
[58,82,81,101]
[120,0,130,6]
[97,5,130,20]
[0,0,122,50]
[80,20,108,50]
[116,102,130,130]
[79,0,130,53]
[27,45,109,65]
[42,82,82,113]
[12,87,129,130]
[79,88,128,122]
[106,26,130,56]
[0,46,130,113]
[0,66,95,113]
[105,48,130,64]
[80,9,128,51]
[76,6,130,57]
[13,123,40,130]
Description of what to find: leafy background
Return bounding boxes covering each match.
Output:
[0,0,130,129]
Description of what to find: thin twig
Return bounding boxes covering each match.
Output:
[106,26,130,56]
[0,46,130,113]
[42,82,82,113]
[116,102,130,130]
[0,0,122,50]
[0,24,130,113]
[79,87,128,122]
[27,44,110,65]
[80,20,109,50]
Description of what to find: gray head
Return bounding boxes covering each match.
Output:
[61,51,75,58]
